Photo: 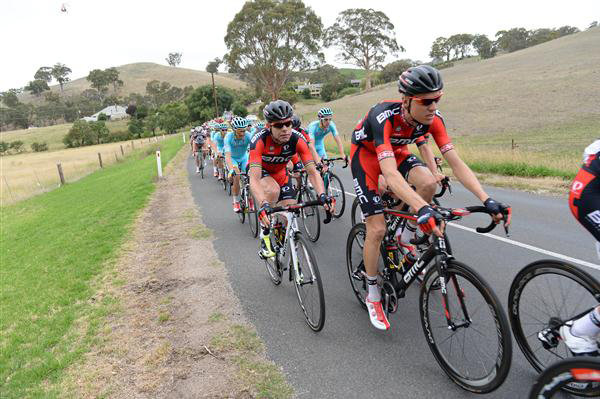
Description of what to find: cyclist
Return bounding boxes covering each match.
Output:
[249,100,331,258]
[350,65,510,331]
[560,139,600,356]
[211,123,227,180]
[307,107,348,168]
[192,126,208,173]
[189,127,197,156]
[225,117,254,213]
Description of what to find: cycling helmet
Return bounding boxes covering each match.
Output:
[231,116,248,129]
[256,122,265,129]
[263,100,294,122]
[317,107,333,118]
[291,115,301,129]
[398,65,443,96]
[219,123,229,130]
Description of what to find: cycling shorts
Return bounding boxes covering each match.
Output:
[315,145,327,160]
[569,167,600,242]
[231,155,249,172]
[256,168,296,202]
[350,144,425,217]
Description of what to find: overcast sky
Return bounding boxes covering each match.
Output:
[1,0,597,91]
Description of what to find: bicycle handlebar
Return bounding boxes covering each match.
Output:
[268,200,334,224]
[434,176,451,198]
[321,157,348,168]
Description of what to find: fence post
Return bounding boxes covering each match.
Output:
[120,145,124,156]
[3,176,15,202]
[156,150,163,178]
[131,140,135,149]
[115,152,119,163]
[98,153,103,168]
[182,131,185,143]
[57,162,65,185]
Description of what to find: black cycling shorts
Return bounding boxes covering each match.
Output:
[254,168,297,202]
[350,145,425,217]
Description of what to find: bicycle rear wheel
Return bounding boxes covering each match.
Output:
[529,357,600,398]
[350,196,365,226]
[420,260,512,393]
[508,260,600,396]
[299,187,320,242]
[238,188,246,224]
[327,173,346,219]
[247,193,259,238]
[345,223,371,308]
[292,233,325,331]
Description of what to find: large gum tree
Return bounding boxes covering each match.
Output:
[325,8,403,89]
[224,0,324,100]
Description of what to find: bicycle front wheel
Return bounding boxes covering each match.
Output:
[248,194,259,238]
[299,187,321,242]
[420,260,512,393]
[263,231,282,285]
[327,173,346,219]
[529,357,600,398]
[292,233,325,331]
[237,188,246,224]
[508,260,600,395]
[350,196,365,227]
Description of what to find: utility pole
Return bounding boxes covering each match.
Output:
[206,58,222,119]
[211,72,219,118]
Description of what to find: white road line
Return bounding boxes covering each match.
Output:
[343,190,600,271]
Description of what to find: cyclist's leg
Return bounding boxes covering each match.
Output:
[257,174,280,258]
[351,145,389,330]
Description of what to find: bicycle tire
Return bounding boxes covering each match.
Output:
[292,233,326,331]
[299,187,321,242]
[327,173,346,219]
[529,357,600,398]
[263,231,282,285]
[350,196,366,227]
[248,194,259,238]
[420,260,512,393]
[238,188,246,224]
[345,223,368,309]
[508,260,600,396]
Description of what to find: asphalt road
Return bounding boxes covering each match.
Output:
[188,158,600,398]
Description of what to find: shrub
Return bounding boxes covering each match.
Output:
[338,87,359,98]
[128,118,144,138]
[31,142,49,152]
[302,88,312,99]
[0,141,10,155]
[97,112,109,121]
[9,141,24,153]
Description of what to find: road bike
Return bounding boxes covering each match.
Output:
[508,259,600,396]
[233,172,259,236]
[319,157,347,219]
[259,200,330,331]
[529,357,600,398]
[194,145,207,179]
[293,168,322,242]
[346,205,513,393]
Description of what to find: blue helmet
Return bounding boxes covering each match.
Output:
[317,107,333,118]
[219,123,229,130]
[256,122,265,129]
[231,116,249,129]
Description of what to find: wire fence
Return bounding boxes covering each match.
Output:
[0,134,176,206]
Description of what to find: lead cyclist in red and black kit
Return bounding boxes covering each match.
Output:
[351,65,511,331]
[249,100,332,258]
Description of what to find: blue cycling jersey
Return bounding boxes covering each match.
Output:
[224,131,252,160]
[213,132,225,152]
[307,120,338,157]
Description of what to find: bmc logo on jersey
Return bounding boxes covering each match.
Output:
[354,127,367,141]
[375,107,400,124]
[262,155,288,163]
[390,137,417,145]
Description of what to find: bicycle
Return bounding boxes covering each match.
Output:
[194,146,207,179]
[346,205,513,393]
[259,200,330,331]
[293,168,322,242]
[529,357,600,398]
[319,157,347,219]
[216,155,229,193]
[234,172,259,235]
[508,259,600,396]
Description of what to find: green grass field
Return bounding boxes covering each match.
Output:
[0,136,183,398]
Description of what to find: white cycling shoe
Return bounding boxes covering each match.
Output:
[366,296,390,331]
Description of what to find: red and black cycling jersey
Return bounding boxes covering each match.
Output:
[249,128,314,178]
[569,140,600,241]
[351,100,454,161]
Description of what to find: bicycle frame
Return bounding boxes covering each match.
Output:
[273,211,312,286]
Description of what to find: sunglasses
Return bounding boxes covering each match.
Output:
[320,118,332,122]
[408,92,443,106]
[272,120,292,129]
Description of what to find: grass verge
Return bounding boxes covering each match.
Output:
[0,136,183,398]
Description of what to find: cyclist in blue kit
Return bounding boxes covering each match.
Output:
[225,117,254,213]
[307,107,348,168]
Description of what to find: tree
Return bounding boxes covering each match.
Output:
[25,80,49,96]
[447,33,474,59]
[206,58,222,118]
[380,59,416,83]
[128,118,144,138]
[97,112,109,121]
[34,67,53,83]
[145,113,160,136]
[495,28,530,53]
[51,63,72,92]
[105,67,123,93]
[430,37,452,62]
[310,64,343,84]
[232,102,248,117]
[157,102,189,133]
[224,0,324,100]
[472,34,497,59]
[1,89,20,108]
[589,21,598,29]
[185,85,235,123]
[555,25,580,37]
[87,69,110,96]
[302,88,312,99]
[324,8,403,89]
[63,120,91,147]
[166,52,182,67]
[44,91,60,104]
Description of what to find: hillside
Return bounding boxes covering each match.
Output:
[19,62,246,103]
[295,27,600,140]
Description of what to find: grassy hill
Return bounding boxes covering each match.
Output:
[19,62,246,103]
[296,27,600,140]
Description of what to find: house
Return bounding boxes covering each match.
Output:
[82,105,128,122]
[295,83,323,97]
[350,79,361,87]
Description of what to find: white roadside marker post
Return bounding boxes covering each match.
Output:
[156,150,163,178]
[182,131,186,143]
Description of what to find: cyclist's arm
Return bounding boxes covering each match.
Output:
[333,135,346,158]
[298,139,325,196]
[249,166,267,204]
[417,139,444,183]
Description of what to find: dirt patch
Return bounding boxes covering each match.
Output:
[60,148,292,398]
